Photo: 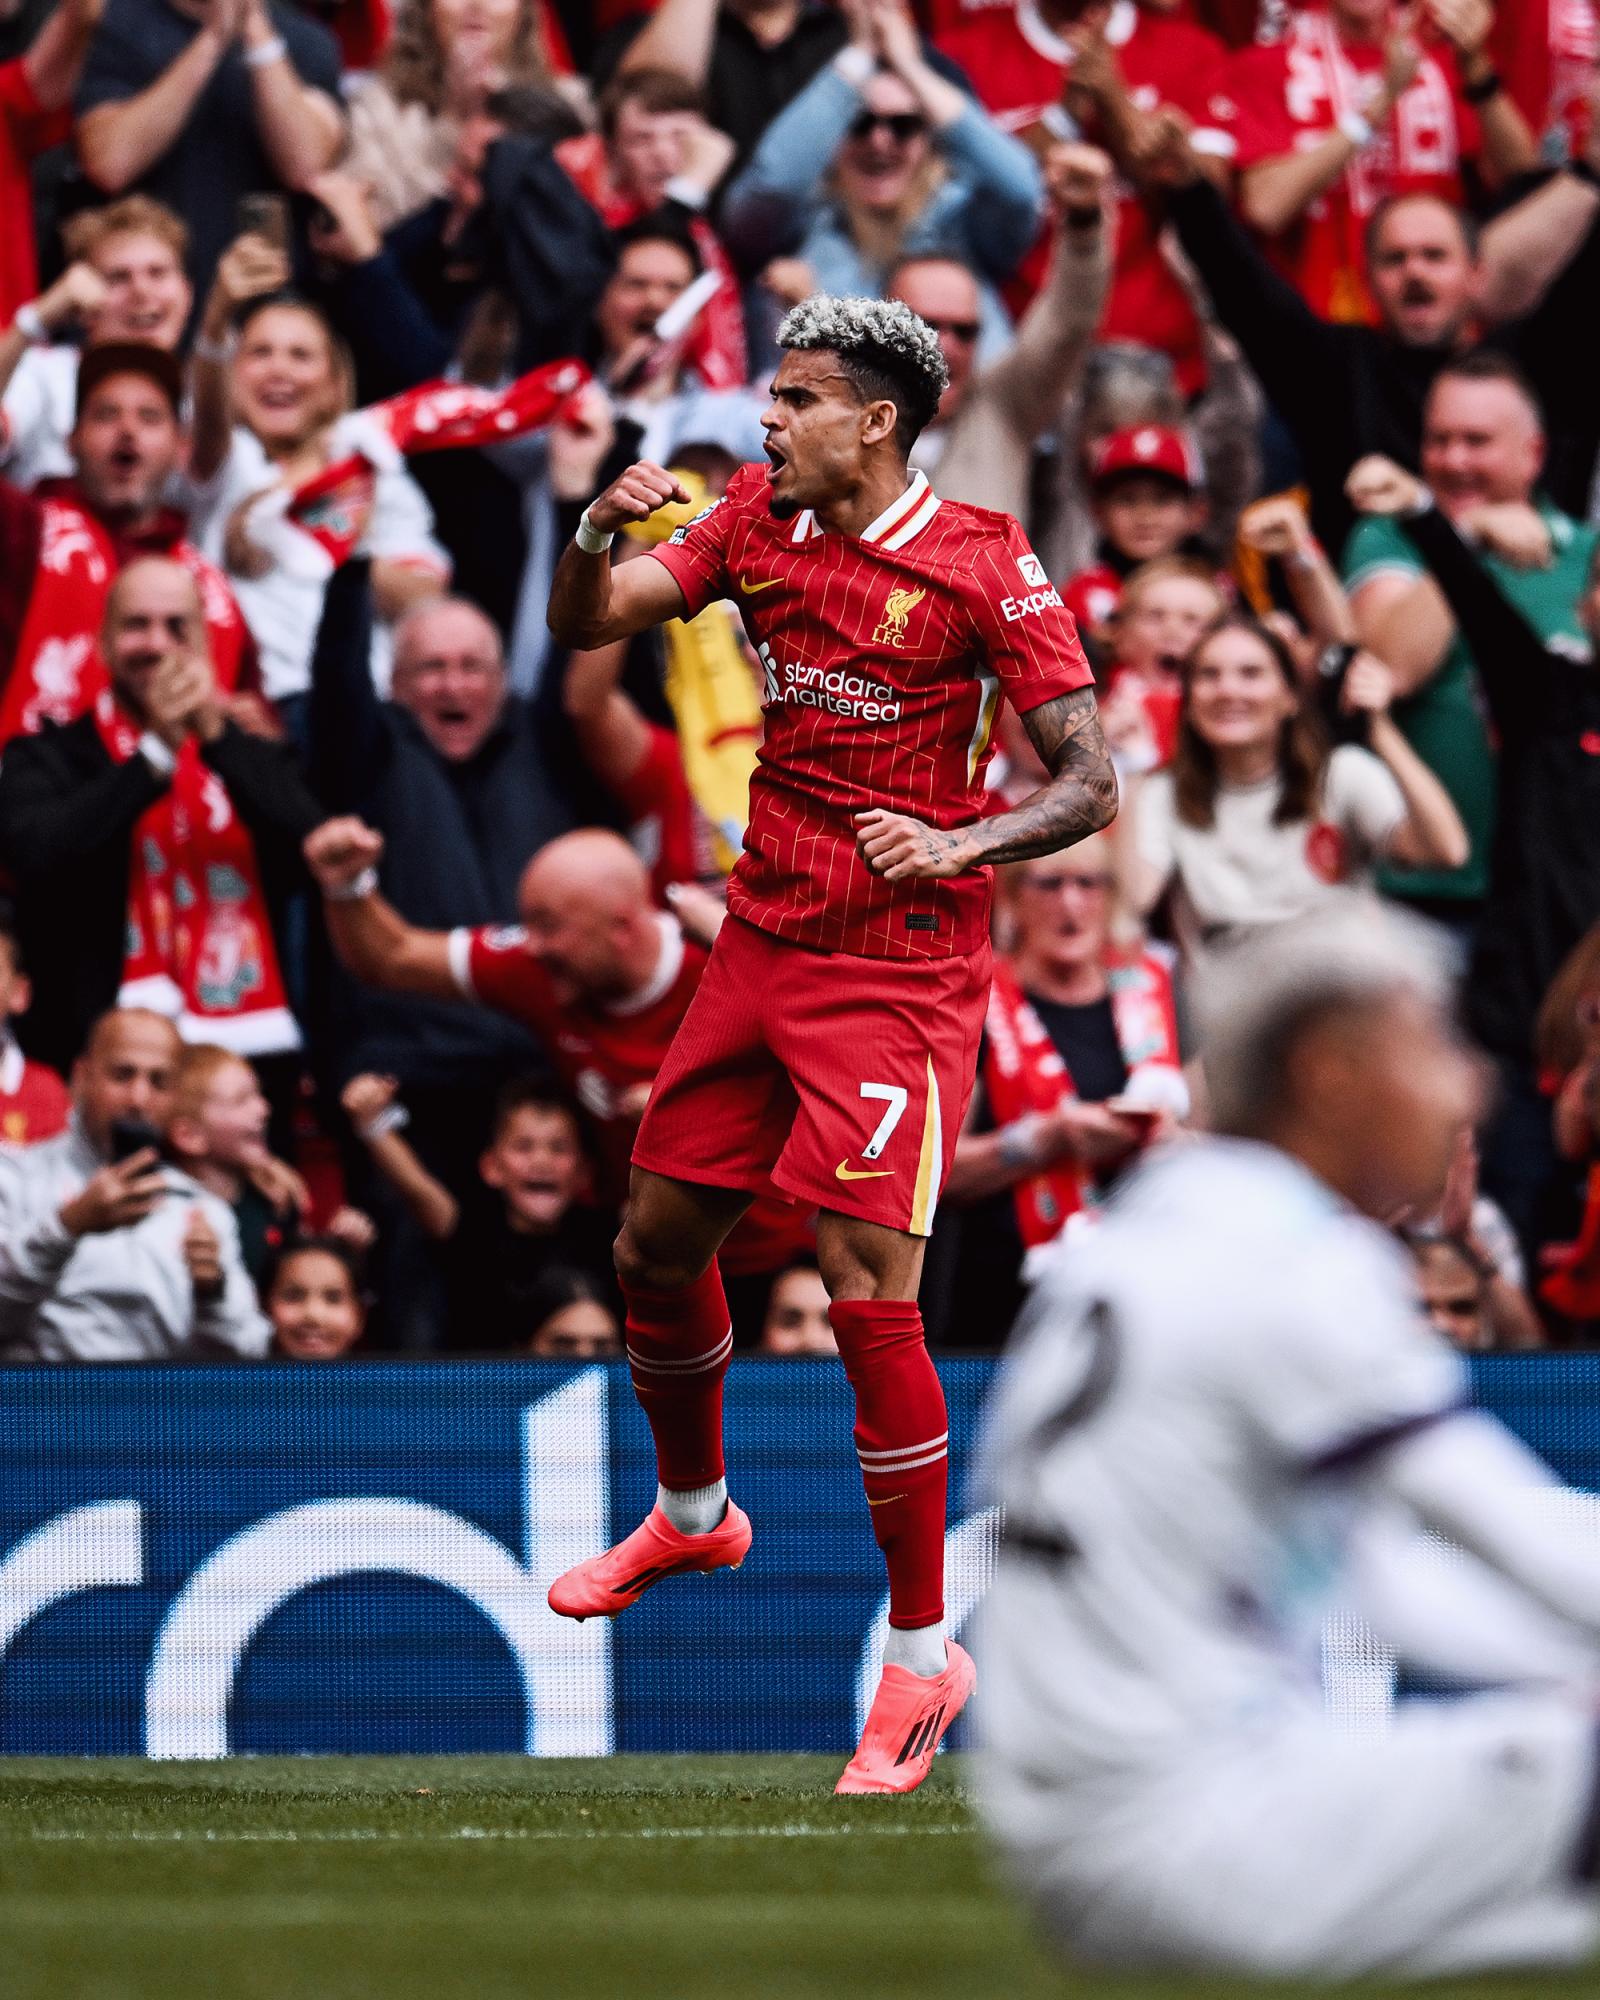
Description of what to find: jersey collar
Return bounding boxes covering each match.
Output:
[606,913,686,1016]
[788,469,943,551]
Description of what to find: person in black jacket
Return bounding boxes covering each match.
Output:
[305,557,575,1180]
[1346,450,1600,1258]
[1136,131,1600,557]
[0,556,322,1078]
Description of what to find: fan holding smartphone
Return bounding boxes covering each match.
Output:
[0,1010,270,1362]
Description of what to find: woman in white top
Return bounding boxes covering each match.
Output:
[188,278,450,715]
[1124,615,1469,966]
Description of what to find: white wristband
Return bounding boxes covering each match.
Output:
[833,44,876,88]
[137,730,177,777]
[1337,110,1375,149]
[326,865,378,902]
[360,1103,409,1142]
[192,333,232,366]
[244,33,288,67]
[575,509,615,555]
[12,302,47,346]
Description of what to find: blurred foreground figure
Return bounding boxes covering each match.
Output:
[979,907,1600,1980]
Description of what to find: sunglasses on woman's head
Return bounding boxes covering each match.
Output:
[847,110,928,144]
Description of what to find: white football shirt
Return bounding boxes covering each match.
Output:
[978,1137,1464,1779]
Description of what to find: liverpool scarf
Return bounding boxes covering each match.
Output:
[983,953,1185,1251]
[1,499,248,746]
[253,360,592,575]
[94,690,298,1055]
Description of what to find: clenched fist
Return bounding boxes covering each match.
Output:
[585,462,692,536]
[1345,454,1426,517]
[304,817,385,895]
[854,808,978,882]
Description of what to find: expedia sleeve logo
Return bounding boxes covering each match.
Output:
[668,499,722,546]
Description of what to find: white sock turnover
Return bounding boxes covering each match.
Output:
[883,1622,947,1679]
[657,1479,728,1535]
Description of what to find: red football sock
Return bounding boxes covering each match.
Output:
[622,1265,733,1491]
[830,1298,947,1630]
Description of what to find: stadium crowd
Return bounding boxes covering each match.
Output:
[0,0,1596,1360]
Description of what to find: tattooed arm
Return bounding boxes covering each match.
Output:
[853,687,1118,882]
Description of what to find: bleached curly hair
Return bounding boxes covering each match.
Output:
[777,295,950,451]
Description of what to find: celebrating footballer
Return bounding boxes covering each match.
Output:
[544,294,1116,1794]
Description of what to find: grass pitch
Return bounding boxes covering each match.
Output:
[0,1756,1591,2000]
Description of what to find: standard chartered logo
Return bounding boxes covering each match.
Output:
[756,641,903,721]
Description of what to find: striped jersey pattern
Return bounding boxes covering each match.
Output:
[648,464,1093,961]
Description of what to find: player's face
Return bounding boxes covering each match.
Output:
[761,348,888,518]
[1300,990,1487,1220]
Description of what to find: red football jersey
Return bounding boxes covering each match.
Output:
[0,1044,69,1147]
[1229,12,1477,322]
[447,913,811,1273]
[648,463,1093,961]
[937,0,1235,396]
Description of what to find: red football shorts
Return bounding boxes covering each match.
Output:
[632,916,991,1238]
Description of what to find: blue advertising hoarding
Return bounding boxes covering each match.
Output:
[4,1354,1600,1759]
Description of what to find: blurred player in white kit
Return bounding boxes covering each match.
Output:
[978,907,1600,1981]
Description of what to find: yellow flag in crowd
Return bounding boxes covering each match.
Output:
[622,471,761,879]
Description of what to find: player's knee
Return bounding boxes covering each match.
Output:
[613,1218,705,1294]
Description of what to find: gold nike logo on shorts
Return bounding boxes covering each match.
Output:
[739,575,782,593]
[836,1160,894,1181]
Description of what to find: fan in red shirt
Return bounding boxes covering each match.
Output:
[936,0,1236,395]
[1229,0,1536,324]
[301,821,809,1279]
[543,294,1116,1795]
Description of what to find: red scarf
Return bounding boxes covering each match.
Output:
[1,498,248,747]
[94,690,298,1056]
[276,360,592,569]
[983,953,1184,1250]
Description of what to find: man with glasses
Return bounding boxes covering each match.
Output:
[890,140,1112,523]
[938,833,1187,1340]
